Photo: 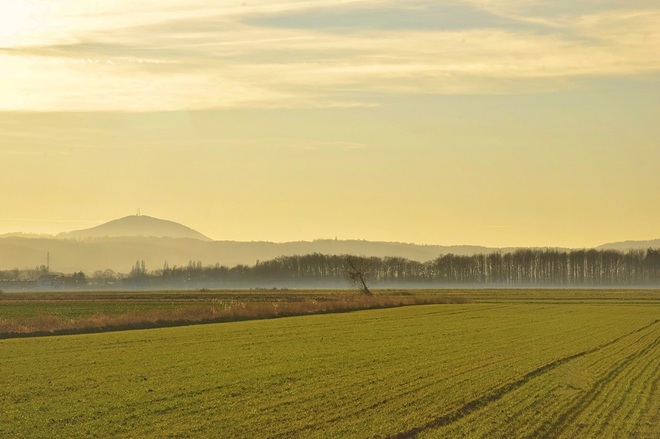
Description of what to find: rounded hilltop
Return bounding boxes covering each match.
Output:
[58,215,212,241]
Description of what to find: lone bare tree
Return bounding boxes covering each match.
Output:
[345,256,374,296]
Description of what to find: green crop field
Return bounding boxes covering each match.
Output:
[1,292,658,438]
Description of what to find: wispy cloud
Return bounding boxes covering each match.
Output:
[0,1,658,111]
[287,140,372,151]
[214,138,373,152]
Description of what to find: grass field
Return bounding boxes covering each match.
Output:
[1,290,658,438]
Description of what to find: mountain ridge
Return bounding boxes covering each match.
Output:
[596,239,660,251]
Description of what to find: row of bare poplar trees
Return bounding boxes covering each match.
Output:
[141,248,660,286]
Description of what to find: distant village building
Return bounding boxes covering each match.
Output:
[37,274,65,290]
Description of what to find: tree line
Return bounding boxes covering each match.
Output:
[125,248,660,288]
[2,248,659,290]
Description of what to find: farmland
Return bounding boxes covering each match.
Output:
[1,290,658,438]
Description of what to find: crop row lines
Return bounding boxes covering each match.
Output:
[387,319,659,439]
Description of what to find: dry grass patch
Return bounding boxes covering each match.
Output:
[0,293,466,337]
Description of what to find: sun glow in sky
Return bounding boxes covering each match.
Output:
[1,0,658,247]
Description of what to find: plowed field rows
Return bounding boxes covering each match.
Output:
[1,300,658,438]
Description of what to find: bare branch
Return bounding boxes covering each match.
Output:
[345,256,373,296]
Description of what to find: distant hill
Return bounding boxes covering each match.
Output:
[0,236,507,273]
[58,215,212,241]
[597,239,660,251]
[1,214,656,272]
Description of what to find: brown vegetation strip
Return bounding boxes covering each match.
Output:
[0,296,467,339]
[386,319,659,439]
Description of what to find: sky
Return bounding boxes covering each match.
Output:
[0,0,658,248]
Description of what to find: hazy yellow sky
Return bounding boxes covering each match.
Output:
[1,1,659,247]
